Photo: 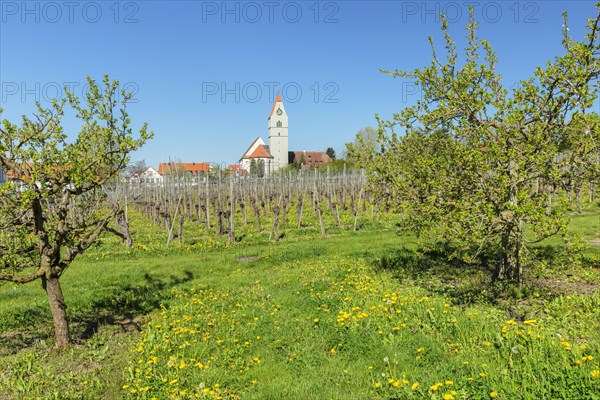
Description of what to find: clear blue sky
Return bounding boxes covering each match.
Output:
[1,1,598,167]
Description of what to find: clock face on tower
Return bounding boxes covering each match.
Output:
[276,108,282,116]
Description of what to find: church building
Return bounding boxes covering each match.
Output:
[239,94,288,175]
[239,94,332,175]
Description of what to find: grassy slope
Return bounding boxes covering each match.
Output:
[0,207,598,399]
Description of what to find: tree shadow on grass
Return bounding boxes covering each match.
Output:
[373,244,505,306]
[0,270,194,355]
[72,270,194,341]
[373,241,596,309]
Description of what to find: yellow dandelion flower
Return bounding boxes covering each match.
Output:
[411,382,420,390]
[430,383,443,391]
[443,394,454,400]
[490,391,498,398]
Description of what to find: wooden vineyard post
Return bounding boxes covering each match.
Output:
[297,192,304,229]
[197,174,202,224]
[333,201,341,229]
[167,194,183,246]
[314,170,326,237]
[270,195,283,241]
[229,177,236,243]
[178,215,185,244]
[205,172,211,229]
[354,188,363,231]
[252,182,262,232]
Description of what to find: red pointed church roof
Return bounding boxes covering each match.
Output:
[242,144,273,159]
[269,94,283,119]
[241,136,263,158]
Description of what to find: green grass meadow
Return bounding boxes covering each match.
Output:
[0,204,599,399]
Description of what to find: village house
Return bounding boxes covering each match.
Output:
[226,164,242,177]
[289,151,333,171]
[135,166,163,183]
[1,164,32,187]
[157,162,211,177]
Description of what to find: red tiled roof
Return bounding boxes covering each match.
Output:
[2,162,32,181]
[157,162,210,176]
[6,168,23,181]
[288,151,333,169]
[269,93,283,119]
[241,136,263,159]
[4,162,73,182]
[242,144,273,159]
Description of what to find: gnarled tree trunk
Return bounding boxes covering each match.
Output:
[42,274,70,349]
[116,210,133,249]
[495,226,522,284]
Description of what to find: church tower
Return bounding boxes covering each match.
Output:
[268,94,288,172]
